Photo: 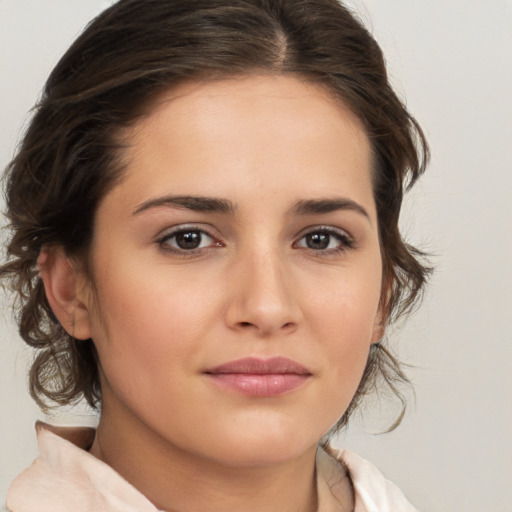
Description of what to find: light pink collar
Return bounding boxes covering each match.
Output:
[7,423,417,512]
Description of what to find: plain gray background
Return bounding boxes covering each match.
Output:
[1,1,511,510]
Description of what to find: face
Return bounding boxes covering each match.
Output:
[82,75,384,467]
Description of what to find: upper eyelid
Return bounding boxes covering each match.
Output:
[155,223,219,241]
[295,224,353,240]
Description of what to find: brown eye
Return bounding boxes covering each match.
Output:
[295,228,354,253]
[304,232,330,250]
[159,228,218,252]
[175,231,203,250]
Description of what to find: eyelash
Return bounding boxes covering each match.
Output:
[156,225,222,257]
[293,226,355,255]
[156,225,355,257]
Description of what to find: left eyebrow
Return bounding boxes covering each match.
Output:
[133,195,236,215]
[289,198,371,223]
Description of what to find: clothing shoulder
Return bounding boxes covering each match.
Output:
[6,423,159,512]
[8,424,418,512]
[331,447,419,512]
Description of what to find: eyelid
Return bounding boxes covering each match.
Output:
[155,223,217,240]
[296,224,353,240]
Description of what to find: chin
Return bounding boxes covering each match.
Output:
[200,425,322,468]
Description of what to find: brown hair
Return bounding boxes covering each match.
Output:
[1,0,429,431]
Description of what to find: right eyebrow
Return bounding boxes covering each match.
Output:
[133,195,236,215]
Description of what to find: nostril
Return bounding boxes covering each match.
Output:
[240,321,253,328]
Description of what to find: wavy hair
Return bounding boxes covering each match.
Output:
[1,0,430,431]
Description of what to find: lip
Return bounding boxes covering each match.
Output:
[204,357,312,397]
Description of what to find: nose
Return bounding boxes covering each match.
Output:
[224,246,302,337]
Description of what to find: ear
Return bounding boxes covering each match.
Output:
[371,276,392,344]
[37,247,92,340]
[371,306,386,344]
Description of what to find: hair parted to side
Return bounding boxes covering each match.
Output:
[1,0,430,432]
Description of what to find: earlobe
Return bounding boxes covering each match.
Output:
[372,277,393,345]
[37,247,92,340]
[371,284,391,344]
[371,293,387,343]
[371,314,386,344]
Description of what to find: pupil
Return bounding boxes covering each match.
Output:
[307,232,329,250]
[176,231,201,249]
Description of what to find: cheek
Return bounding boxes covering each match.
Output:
[307,263,381,337]
[306,265,381,395]
[86,261,223,380]
[86,273,215,432]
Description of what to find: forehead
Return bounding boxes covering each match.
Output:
[133,75,369,149]
[109,74,374,216]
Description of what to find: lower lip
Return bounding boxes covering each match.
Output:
[206,373,310,397]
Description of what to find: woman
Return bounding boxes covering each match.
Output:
[1,0,429,510]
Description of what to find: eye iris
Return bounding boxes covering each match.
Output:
[306,232,330,250]
[175,231,202,249]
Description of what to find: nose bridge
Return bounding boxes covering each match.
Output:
[226,239,301,335]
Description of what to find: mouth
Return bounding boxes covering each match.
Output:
[204,357,312,397]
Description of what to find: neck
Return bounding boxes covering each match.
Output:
[90,400,319,512]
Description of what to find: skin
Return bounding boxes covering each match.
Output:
[42,75,384,511]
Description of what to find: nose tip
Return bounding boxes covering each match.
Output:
[225,254,302,337]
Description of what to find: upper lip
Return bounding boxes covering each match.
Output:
[205,357,312,375]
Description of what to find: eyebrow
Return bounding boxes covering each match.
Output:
[290,198,370,221]
[133,195,236,215]
[133,194,370,222]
